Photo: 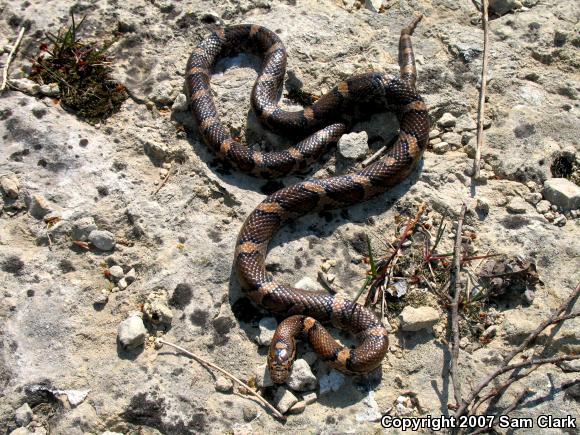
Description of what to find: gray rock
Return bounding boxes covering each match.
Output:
[441,132,462,147]
[28,194,53,219]
[149,82,177,105]
[1,175,19,198]
[172,93,188,112]
[273,387,298,414]
[553,215,567,226]
[429,129,441,139]
[525,192,543,205]
[117,315,147,349]
[256,317,277,346]
[71,216,98,241]
[432,142,450,154]
[319,369,345,394]
[543,178,580,210]
[364,0,383,12]
[438,113,457,128]
[506,197,528,214]
[337,131,369,160]
[430,137,441,145]
[117,277,128,290]
[39,83,60,97]
[14,403,33,426]
[536,200,551,214]
[108,265,124,281]
[89,230,116,251]
[125,268,137,283]
[93,290,109,305]
[303,391,317,405]
[476,197,490,215]
[214,376,233,393]
[287,359,317,391]
[255,363,274,388]
[455,114,477,131]
[399,306,439,331]
[489,0,523,15]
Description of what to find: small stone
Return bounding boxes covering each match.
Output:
[489,0,522,15]
[1,175,19,199]
[89,230,116,251]
[294,276,323,292]
[482,325,498,339]
[337,131,369,160]
[117,315,147,349]
[543,178,580,210]
[476,198,490,215]
[257,317,277,346]
[108,265,124,281]
[536,200,551,214]
[544,211,555,221]
[506,197,528,214]
[242,404,258,421]
[437,112,456,128]
[356,391,382,422]
[319,369,345,394]
[273,387,298,414]
[551,204,559,212]
[93,290,109,305]
[287,359,317,391]
[432,142,450,154]
[71,216,98,241]
[364,0,383,12]
[117,277,128,290]
[429,137,442,145]
[399,306,439,331]
[326,273,336,283]
[149,82,177,105]
[144,140,168,162]
[553,215,567,226]
[525,192,542,205]
[288,400,306,414]
[215,376,233,393]
[303,392,318,405]
[255,363,274,388]
[14,403,33,426]
[144,300,173,326]
[441,132,462,147]
[28,194,52,219]
[171,93,188,112]
[125,268,137,283]
[429,129,441,139]
[39,83,60,97]
[456,114,477,131]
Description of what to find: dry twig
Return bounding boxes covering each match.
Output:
[454,282,580,419]
[1,27,26,92]
[152,162,175,196]
[450,204,467,406]
[157,339,286,421]
[472,0,490,179]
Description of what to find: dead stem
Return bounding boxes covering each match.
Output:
[1,27,26,92]
[157,339,286,421]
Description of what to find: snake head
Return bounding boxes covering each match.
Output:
[267,340,296,384]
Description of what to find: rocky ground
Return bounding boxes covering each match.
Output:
[1,0,579,434]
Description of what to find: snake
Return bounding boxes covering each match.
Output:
[186,16,430,384]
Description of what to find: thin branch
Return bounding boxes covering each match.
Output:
[152,162,175,196]
[450,204,467,406]
[1,27,26,92]
[362,145,387,167]
[157,339,286,420]
[472,0,490,179]
[470,388,529,435]
[454,282,580,418]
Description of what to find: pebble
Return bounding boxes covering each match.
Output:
[117,277,128,290]
[432,142,450,154]
[144,300,173,326]
[125,268,137,283]
[429,129,441,139]
[117,315,147,349]
[28,194,52,219]
[482,325,498,339]
[536,200,551,214]
[506,197,528,214]
[476,198,490,215]
[288,400,306,414]
[455,114,477,131]
[255,363,274,388]
[0,175,20,198]
[108,265,124,281]
[149,82,177,105]
[287,359,317,391]
[544,211,555,221]
[273,387,298,414]
[89,230,116,251]
[319,369,345,394]
[294,276,323,292]
[214,376,233,393]
[429,137,442,145]
[525,192,543,205]
[437,112,457,128]
[337,131,369,160]
[441,132,462,147]
[242,404,258,421]
[71,216,98,241]
[93,290,109,305]
[399,306,439,331]
[14,403,33,426]
[303,391,317,405]
[39,83,60,97]
[553,215,567,226]
[364,0,383,12]
[543,178,580,210]
[256,317,278,346]
[171,93,188,112]
[489,0,522,15]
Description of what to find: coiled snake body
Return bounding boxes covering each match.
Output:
[186,17,429,383]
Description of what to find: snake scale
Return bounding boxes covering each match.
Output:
[186,16,429,383]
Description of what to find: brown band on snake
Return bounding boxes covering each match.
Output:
[186,16,430,384]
